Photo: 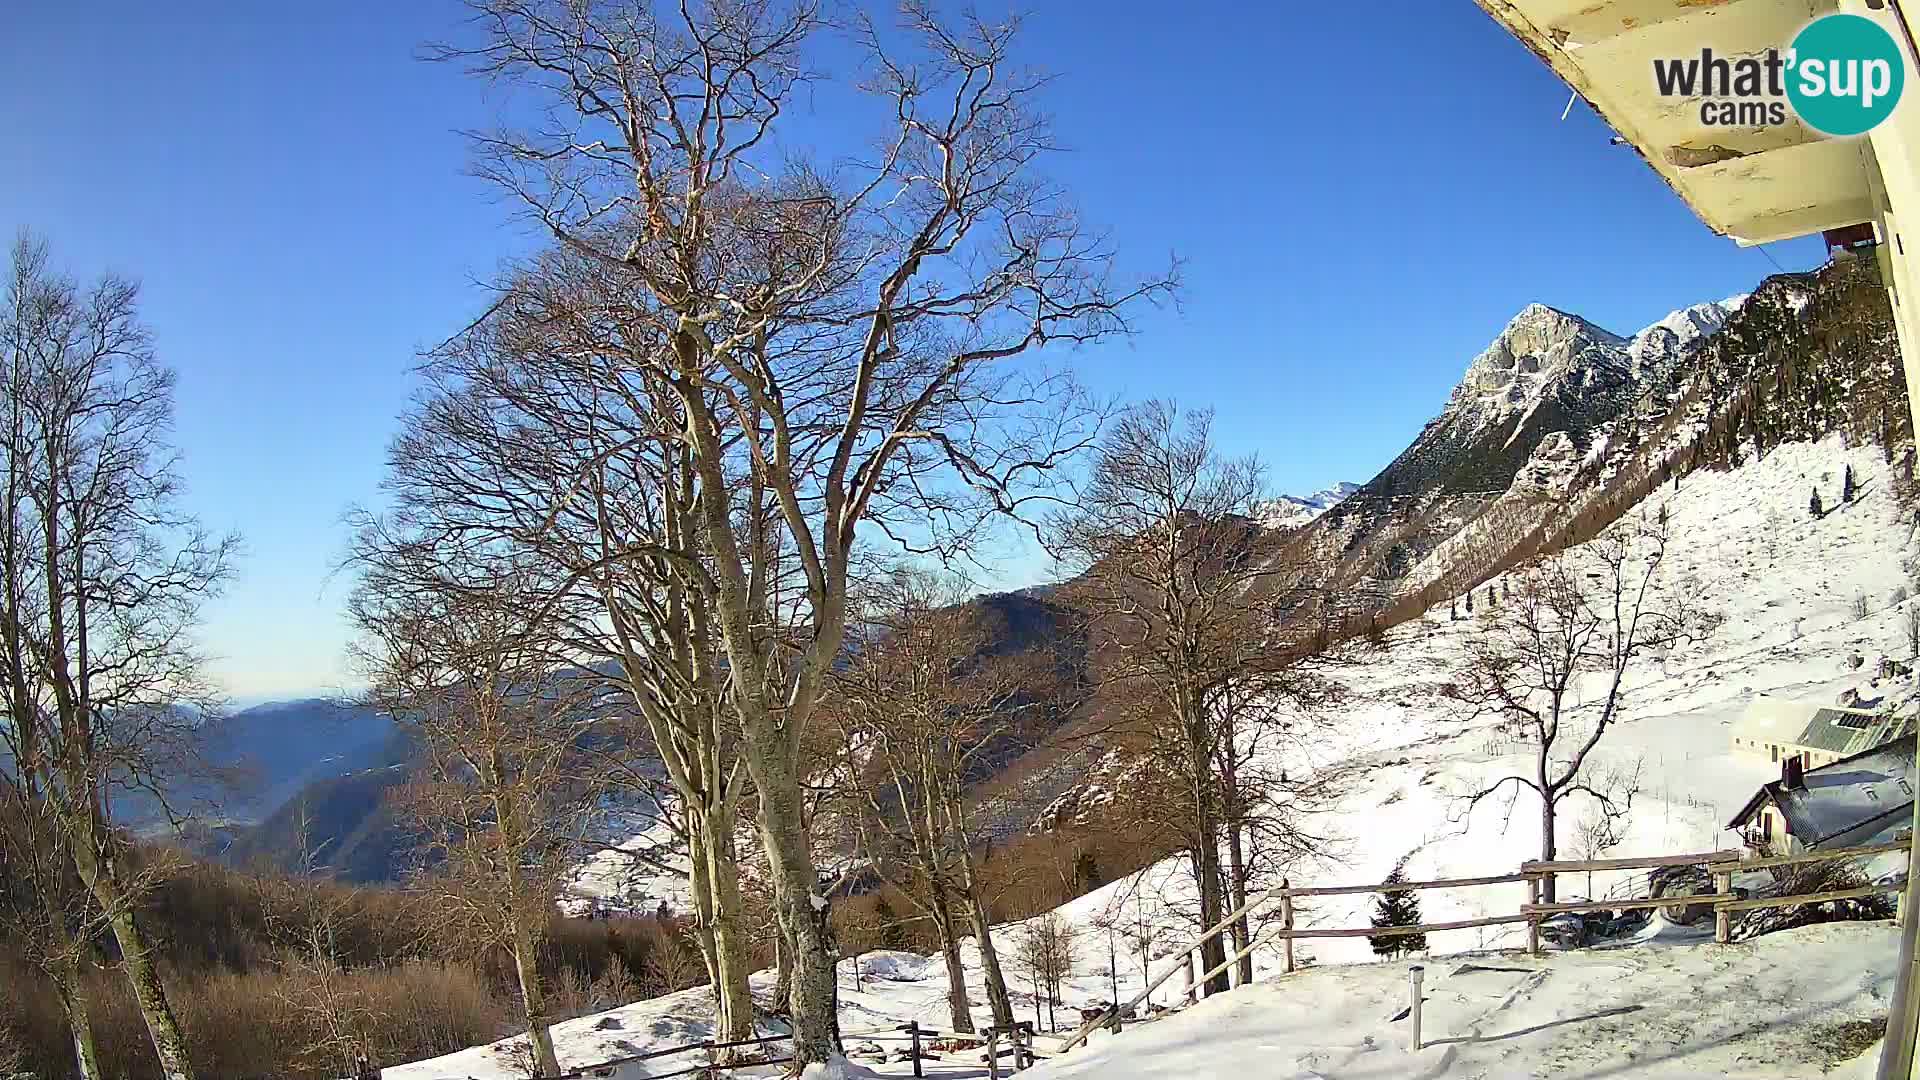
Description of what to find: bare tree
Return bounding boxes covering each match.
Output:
[1448,511,1713,902]
[1014,913,1078,1033]
[1047,401,1327,995]
[1570,797,1630,900]
[366,243,769,1049]
[0,231,236,1080]
[1207,665,1344,985]
[825,570,1057,1032]
[0,783,103,1079]
[349,558,609,1078]
[424,1,1172,1062]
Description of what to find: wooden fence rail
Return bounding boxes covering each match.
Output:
[1059,835,1909,1057]
[449,836,1912,1078]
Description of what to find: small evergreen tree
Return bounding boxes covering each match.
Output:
[1073,849,1103,892]
[1449,600,1458,621]
[1369,864,1426,958]
[1465,590,1474,615]
[1843,463,1857,502]
[1810,487,1824,518]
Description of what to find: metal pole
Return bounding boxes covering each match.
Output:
[1408,966,1425,1052]
[908,1021,922,1079]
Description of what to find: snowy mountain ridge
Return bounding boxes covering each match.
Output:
[1626,294,1749,380]
[1258,481,1363,528]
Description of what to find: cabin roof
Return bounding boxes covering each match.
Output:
[1728,734,1918,847]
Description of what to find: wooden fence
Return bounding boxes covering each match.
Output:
[405,836,1911,1075]
[1058,833,1912,1053]
[404,1021,1036,1080]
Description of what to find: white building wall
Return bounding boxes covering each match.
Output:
[1844,3,1920,443]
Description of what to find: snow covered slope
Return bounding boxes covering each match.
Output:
[386,922,1898,1080]
[1034,921,1895,1080]
[390,433,1911,1080]
[1065,435,1914,968]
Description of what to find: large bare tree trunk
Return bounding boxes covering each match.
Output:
[1539,791,1560,905]
[952,861,1015,1030]
[502,838,561,1079]
[686,810,723,997]
[73,843,191,1080]
[929,893,974,1033]
[1225,820,1252,987]
[1187,725,1229,996]
[508,918,561,1078]
[749,747,840,1062]
[701,813,755,1048]
[55,954,102,1080]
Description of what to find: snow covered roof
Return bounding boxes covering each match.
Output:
[1728,734,1918,848]
[1473,1,1876,245]
[1732,695,1917,755]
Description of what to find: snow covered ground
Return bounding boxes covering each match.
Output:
[383,921,1902,1079]
[1044,436,1916,976]
[1035,921,1898,1080]
[390,435,1912,1079]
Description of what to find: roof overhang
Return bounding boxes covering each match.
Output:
[1475,0,1879,245]
[1726,785,1775,829]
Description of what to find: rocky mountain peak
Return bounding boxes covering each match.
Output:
[1453,304,1628,424]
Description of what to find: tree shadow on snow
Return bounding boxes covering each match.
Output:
[1428,1004,1645,1046]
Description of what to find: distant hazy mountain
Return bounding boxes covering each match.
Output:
[191,698,401,823]
[211,745,421,882]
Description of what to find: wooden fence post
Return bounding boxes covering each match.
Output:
[1182,950,1196,1002]
[907,1021,922,1078]
[1713,869,1732,944]
[986,1031,1001,1080]
[1281,878,1295,974]
[1525,875,1541,957]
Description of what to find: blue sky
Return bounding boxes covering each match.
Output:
[1,2,1824,702]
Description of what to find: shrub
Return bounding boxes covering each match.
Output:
[1732,861,1895,942]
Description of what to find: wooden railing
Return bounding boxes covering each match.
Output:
[401,836,1913,1075]
[1058,834,1912,1054]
